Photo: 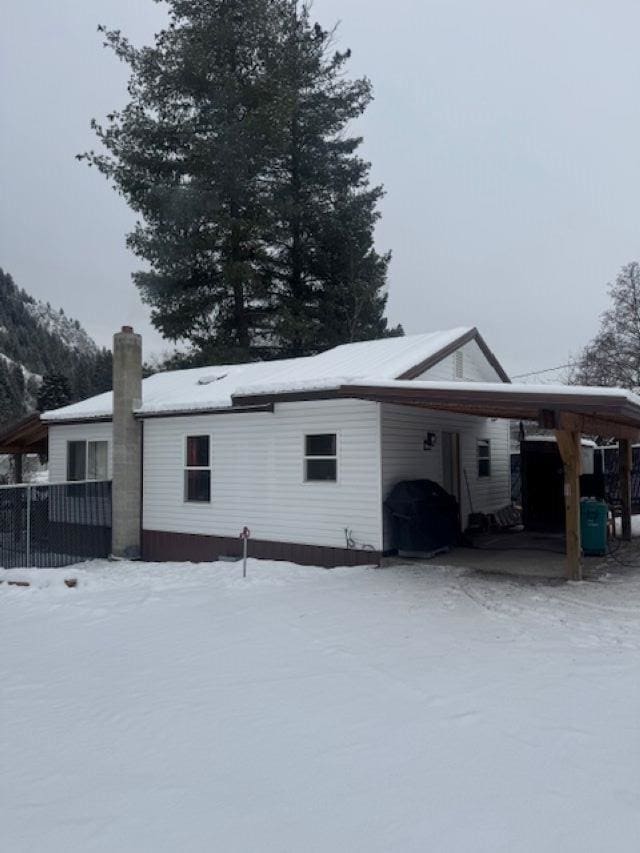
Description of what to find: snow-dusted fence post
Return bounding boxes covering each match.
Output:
[240,527,251,578]
[25,484,32,568]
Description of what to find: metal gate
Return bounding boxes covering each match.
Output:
[0,481,112,568]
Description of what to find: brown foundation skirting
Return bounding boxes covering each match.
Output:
[142,529,381,568]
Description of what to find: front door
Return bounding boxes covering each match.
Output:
[442,432,462,522]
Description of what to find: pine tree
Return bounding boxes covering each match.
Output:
[0,360,13,424]
[80,0,288,363]
[81,1,401,364]
[91,349,114,395]
[37,374,72,412]
[0,268,115,428]
[311,186,399,351]
[270,3,400,356]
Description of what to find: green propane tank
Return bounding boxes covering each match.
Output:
[580,499,608,557]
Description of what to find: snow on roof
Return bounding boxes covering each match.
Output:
[523,435,598,448]
[336,379,640,406]
[233,374,640,409]
[42,328,473,421]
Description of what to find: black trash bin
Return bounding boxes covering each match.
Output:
[384,479,460,556]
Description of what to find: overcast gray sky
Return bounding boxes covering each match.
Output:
[1,0,639,376]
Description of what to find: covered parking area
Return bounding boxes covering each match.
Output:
[237,380,640,581]
[339,381,638,581]
[0,414,48,483]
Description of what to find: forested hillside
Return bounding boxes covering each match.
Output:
[0,268,112,428]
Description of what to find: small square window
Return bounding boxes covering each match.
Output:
[185,469,211,503]
[477,439,491,478]
[304,433,337,482]
[67,440,110,482]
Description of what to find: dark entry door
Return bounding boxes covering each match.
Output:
[442,432,461,505]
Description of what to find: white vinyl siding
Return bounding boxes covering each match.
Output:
[416,339,506,383]
[48,423,113,483]
[143,399,383,552]
[381,404,511,549]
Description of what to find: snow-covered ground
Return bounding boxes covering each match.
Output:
[2,558,640,852]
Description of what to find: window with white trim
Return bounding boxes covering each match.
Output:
[477,438,491,478]
[67,440,109,481]
[184,435,211,502]
[304,433,337,482]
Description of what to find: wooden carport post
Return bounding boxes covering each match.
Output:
[554,427,582,581]
[619,439,632,541]
[12,453,23,485]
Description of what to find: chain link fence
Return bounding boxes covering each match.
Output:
[0,481,112,569]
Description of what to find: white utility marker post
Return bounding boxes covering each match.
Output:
[240,527,251,578]
[25,484,32,568]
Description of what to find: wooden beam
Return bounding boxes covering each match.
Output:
[555,428,582,581]
[619,439,633,542]
[559,413,640,442]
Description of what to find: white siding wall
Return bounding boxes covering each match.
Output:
[46,338,510,556]
[381,404,511,549]
[48,422,113,483]
[143,399,382,551]
[416,339,505,382]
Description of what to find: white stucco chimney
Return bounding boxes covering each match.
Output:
[111,326,142,559]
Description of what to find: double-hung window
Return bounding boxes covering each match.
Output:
[477,439,491,478]
[67,440,109,481]
[304,433,338,482]
[185,435,211,502]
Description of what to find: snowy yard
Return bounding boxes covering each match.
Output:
[2,558,640,852]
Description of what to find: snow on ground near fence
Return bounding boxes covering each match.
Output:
[2,558,640,852]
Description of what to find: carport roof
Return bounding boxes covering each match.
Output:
[0,414,48,455]
[232,379,640,440]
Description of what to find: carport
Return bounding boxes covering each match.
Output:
[236,380,640,581]
[0,414,48,483]
[340,381,638,581]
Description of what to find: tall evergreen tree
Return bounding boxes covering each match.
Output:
[81,0,400,364]
[0,361,27,425]
[80,0,287,363]
[311,188,401,350]
[37,374,72,412]
[270,3,399,356]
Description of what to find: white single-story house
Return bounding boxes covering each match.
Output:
[41,326,515,566]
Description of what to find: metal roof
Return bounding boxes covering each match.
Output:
[233,379,640,440]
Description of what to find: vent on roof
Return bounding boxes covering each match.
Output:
[197,373,228,386]
[454,350,464,379]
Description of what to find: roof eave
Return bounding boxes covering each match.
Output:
[395,327,511,384]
